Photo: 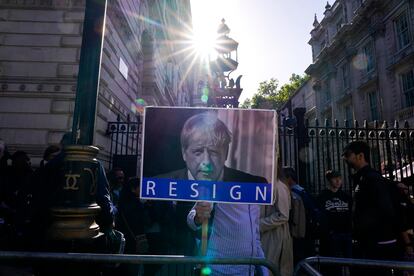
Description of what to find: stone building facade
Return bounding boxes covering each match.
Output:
[294,0,414,126]
[0,0,196,166]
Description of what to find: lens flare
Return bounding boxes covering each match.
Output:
[136,98,146,105]
[352,54,368,70]
[201,86,210,103]
[201,266,212,275]
[202,86,209,95]
[131,98,147,114]
[201,95,209,103]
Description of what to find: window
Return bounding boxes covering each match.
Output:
[168,0,178,11]
[320,40,326,50]
[401,70,414,107]
[336,19,343,32]
[324,114,332,126]
[395,12,411,50]
[341,62,350,90]
[363,42,375,73]
[352,0,363,12]
[345,105,353,123]
[326,89,331,102]
[343,4,348,23]
[166,62,173,85]
[322,80,331,104]
[368,91,379,121]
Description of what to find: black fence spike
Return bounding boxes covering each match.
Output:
[383,120,388,128]
[404,120,409,128]
[374,120,379,129]
[344,119,349,128]
[354,120,359,128]
[334,119,339,127]
[363,120,368,129]
[315,118,319,126]
[394,120,399,128]
[324,118,329,127]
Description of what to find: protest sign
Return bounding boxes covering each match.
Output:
[140,106,277,205]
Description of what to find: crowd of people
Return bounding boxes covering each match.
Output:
[0,136,195,276]
[0,133,413,276]
[260,141,414,276]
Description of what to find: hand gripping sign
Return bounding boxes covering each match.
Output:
[140,107,277,205]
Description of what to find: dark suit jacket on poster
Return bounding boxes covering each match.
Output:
[156,166,267,185]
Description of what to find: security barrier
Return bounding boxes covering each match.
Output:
[294,256,414,276]
[0,251,280,276]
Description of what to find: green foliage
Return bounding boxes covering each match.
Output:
[242,74,309,110]
[258,78,279,97]
[240,98,252,108]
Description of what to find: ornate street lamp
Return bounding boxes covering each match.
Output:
[207,19,243,108]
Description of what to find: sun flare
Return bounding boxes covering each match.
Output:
[191,32,218,60]
[190,5,219,62]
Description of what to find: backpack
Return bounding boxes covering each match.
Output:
[291,186,322,239]
[386,179,406,234]
[289,191,306,239]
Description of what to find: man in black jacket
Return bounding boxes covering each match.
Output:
[342,141,400,275]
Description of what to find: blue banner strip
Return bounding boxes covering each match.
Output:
[141,177,272,204]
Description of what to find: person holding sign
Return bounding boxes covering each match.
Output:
[181,112,268,276]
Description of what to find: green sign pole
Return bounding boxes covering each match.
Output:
[72,0,108,145]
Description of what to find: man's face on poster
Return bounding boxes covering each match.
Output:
[182,136,228,181]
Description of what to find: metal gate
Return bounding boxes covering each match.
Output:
[279,111,414,196]
[106,114,142,178]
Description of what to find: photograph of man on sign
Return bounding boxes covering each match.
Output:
[141,107,275,205]
[141,107,276,276]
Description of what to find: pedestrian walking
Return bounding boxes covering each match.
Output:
[343,141,401,276]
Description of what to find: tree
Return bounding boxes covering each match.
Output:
[240,98,252,108]
[248,78,279,109]
[257,78,279,97]
[278,73,309,99]
[242,74,309,110]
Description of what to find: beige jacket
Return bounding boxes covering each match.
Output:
[260,180,293,276]
[290,189,306,239]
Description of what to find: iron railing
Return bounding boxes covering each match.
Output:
[294,256,414,276]
[106,114,141,177]
[279,117,414,195]
[0,251,280,276]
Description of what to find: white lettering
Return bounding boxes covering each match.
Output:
[230,185,241,200]
[255,186,267,201]
[169,181,177,197]
[212,183,216,199]
[190,183,199,198]
[146,180,156,196]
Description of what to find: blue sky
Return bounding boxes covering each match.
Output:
[190,0,328,102]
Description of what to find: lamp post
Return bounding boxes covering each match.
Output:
[48,0,107,242]
[207,19,243,108]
